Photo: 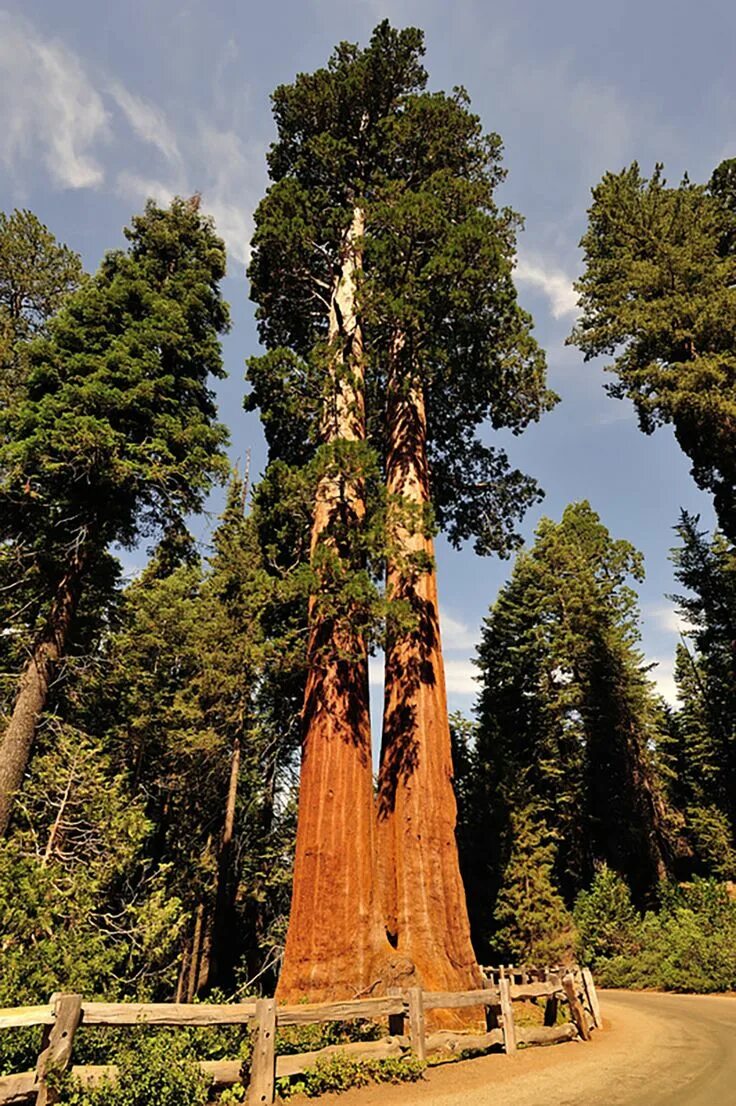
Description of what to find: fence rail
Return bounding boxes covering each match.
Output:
[0,965,600,1105]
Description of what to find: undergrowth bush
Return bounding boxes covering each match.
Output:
[57,1032,209,1106]
[275,1054,426,1098]
[574,866,736,992]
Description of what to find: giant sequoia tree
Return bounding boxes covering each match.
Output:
[249,22,553,1001]
[0,198,229,835]
[570,160,736,540]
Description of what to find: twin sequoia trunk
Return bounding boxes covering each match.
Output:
[277,209,390,1001]
[0,552,86,836]
[377,372,483,1003]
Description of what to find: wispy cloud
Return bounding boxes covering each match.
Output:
[439,609,479,652]
[515,253,578,319]
[0,11,263,273]
[0,11,108,189]
[443,659,480,697]
[646,603,693,637]
[108,81,182,165]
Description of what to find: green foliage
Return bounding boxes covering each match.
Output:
[686,806,736,880]
[248,18,554,586]
[574,865,643,963]
[0,208,84,407]
[1,197,230,569]
[57,1032,209,1106]
[467,501,673,960]
[570,161,736,541]
[663,514,736,858]
[276,1054,426,1098]
[492,806,576,963]
[575,872,736,992]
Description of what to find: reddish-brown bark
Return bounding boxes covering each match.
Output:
[277,210,392,1001]
[0,550,86,836]
[377,367,483,1012]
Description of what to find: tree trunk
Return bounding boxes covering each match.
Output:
[277,208,392,1002]
[377,361,483,1010]
[207,736,241,991]
[0,551,86,836]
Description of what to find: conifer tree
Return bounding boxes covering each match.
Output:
[248,22,553,1001]
[492,806,575,964]
[666,514,736,874]
[473,502,673,941]
[570,161,736,540]
[0,197,230,835]
[0,208,84,408]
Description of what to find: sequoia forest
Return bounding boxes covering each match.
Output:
[1,16,736,1106]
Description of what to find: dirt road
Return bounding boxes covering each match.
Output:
[307,991,736,1106]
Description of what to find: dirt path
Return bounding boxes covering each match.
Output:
[296,991,736,1106]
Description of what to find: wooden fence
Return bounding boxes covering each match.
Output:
[0,965,600,1106]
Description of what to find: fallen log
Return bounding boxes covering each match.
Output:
[423,1029,504,1055]
[517,1022,578,1046]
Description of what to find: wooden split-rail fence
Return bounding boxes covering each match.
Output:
[0,965,601,1106]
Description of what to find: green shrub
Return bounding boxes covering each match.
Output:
[276,1054,426,1098]
[574,870,736,992]
[57,1031,209,1106]
[276,1019,380,1056]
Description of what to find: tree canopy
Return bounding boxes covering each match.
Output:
[570,160,736,541]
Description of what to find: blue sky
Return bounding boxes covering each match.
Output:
[1,0,729,712]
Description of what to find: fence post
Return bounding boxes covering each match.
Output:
[498,972,517,1054]
[36,993,82,1106]
[249,998,276,1106]
[407,988,426,1062]
[581,967,602,1029]
[562,973,591,1041]
[387,987,405,1037]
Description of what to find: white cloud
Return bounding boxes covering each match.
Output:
[515,254,578,319]
[0,11,108,189]
[443,659,480,697]
[646,603,693,637]
[649,656,679,707]
[193,125,263,268]
[116,171,179,209]
[0,13,262,274]
[439,609,479,652]
[108,82,181,164]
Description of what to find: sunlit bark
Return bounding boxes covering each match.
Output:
[378,354,483,1015]
[277,209,391,1001]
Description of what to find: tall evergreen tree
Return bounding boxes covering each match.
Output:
[570,160,736,540]
[0,197,230,835]
[471,502,672,953]
[248,21,554,1002]
[665,514,736,875]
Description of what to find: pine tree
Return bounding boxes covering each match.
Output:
[569,161,736,541]
[0,197,230,835]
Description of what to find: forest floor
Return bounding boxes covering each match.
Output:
[290,991,736,1106]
